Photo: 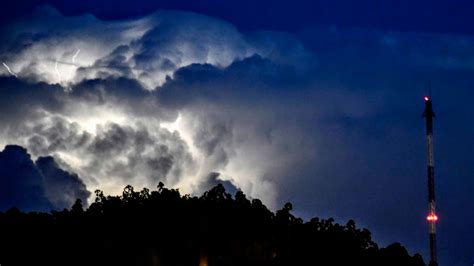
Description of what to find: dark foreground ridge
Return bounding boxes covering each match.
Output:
[0,183,425,266]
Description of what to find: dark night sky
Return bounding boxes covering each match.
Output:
[1,0,474,34]
[0,1,473,266]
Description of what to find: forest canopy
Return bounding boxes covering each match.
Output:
[0,183,425,266]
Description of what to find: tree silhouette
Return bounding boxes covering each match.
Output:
[0,183,426,266]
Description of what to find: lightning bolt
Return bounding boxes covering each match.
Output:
[72,49,80,64]
[55,60,61,81]
[2,62,17,77]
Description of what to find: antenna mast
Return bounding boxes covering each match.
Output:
[423,93,438,266]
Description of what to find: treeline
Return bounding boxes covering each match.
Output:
[0,183,425,266]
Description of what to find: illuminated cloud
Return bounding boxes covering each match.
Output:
[0,7,315,207]
[0,7,260,89]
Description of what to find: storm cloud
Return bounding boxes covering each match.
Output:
[0,145,90,211]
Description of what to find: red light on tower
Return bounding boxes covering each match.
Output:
[424,96,430,101]
[427,213,438,222]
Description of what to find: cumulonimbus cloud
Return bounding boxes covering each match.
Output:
[0,6,315,207]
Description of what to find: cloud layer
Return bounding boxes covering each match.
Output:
[1,6,307,89]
